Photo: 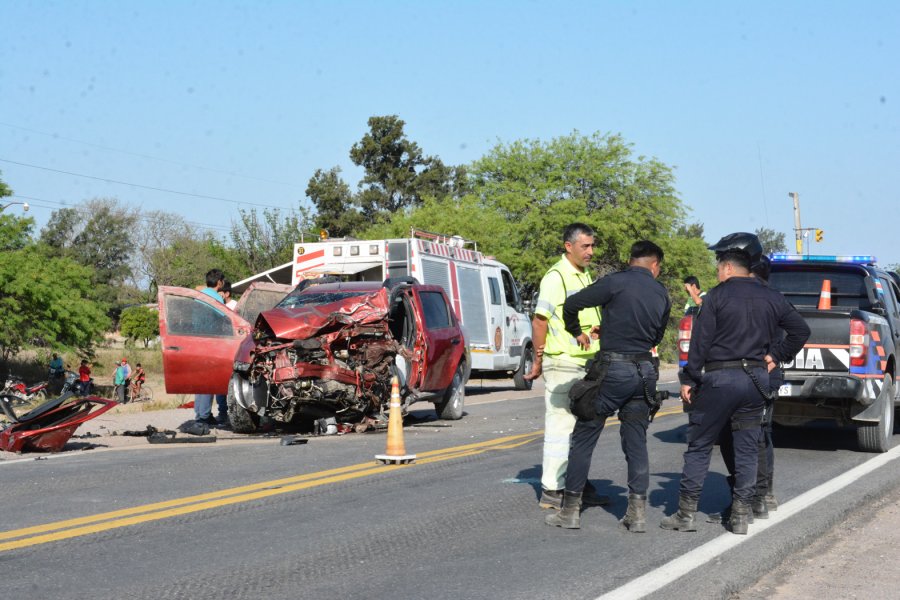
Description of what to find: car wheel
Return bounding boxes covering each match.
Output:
[227,378,260,434]
[512,344,534,391]
[435,363,465,420]
[857,373,894,453]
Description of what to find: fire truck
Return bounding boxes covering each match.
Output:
[291,229,535,389]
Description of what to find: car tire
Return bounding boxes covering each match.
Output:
[435,362,465,420]
[512,344,534,391]
[857,373,894,453]
[227,380,260,434]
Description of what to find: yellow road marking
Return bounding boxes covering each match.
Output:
[0,406,685,552]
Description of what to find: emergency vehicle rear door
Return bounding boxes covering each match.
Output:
[158,286,252,395]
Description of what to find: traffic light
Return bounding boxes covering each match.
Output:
[319,229,329,241]
[815,229,824,242]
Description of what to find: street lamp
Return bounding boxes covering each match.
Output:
[0,201,29,212]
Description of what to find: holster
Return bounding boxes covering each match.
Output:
[568,355,610,420]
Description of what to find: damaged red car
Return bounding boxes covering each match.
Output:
[158,277,469,433]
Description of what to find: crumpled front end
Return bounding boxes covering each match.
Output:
[244,289,408,424]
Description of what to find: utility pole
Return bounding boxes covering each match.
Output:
[789,192,802,254]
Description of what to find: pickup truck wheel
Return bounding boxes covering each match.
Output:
[512,345,535,391]
[227,382,260,434]
[857,374,894,453]
[435,363,465,420]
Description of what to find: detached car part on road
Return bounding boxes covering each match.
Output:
[159,278,469,433]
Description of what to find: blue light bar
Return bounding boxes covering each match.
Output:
[770,254,877,264]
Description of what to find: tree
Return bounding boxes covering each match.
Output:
[373,131,710,362]
[229,208,313,274]
[755,227,788,255]
[0,170,11,200]
[310,115,469,235]
[461,131,710,295]
[0,246,109,362]
[147,233,244,289]
[307,167,364,238]
[0,213,35,252]
[40,198,138,304]
[119,305,159,348]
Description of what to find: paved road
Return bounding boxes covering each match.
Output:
[2,374,899,599]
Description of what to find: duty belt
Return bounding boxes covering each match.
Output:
[704,359,766,371]
[602,351,653,362]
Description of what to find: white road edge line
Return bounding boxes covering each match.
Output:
[596,443,900,600]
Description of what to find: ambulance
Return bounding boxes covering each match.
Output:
[291,229,535,389]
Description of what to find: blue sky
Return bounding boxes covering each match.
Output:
[2,1,898,264]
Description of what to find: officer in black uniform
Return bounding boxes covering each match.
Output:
[545,240,671,533]
[713,253,784,525]
[661,241,809,535]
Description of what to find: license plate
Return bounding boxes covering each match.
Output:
[778,384,793,397]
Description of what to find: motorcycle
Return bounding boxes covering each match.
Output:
[1,377,49,406]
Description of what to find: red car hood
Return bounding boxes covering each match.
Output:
[258,288,391,340]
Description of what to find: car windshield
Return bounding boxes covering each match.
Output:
[277,290,371,309]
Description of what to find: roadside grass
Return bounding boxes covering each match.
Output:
[3,344,187,413]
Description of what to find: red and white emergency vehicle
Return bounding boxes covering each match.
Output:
[291,229,535,389]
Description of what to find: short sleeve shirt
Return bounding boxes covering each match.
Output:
[534,255,602,365]
[201,287,225,303]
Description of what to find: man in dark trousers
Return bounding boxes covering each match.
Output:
[661,243,809,535]
[545,240,671,532]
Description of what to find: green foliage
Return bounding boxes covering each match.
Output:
[755,227,788,255]
[307,167,364,238]
[375,130,712,362]
[0,246,110,361]
[119,305,159,348]
[39,198,137,305]
[0,213,35,252]
[229,208,313,274]
[147,233,244,289]
[0,170,12,199]
[310,115,468,236]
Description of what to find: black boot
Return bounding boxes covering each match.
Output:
[765,476,778,511]
[620,493,647,533]
[582,481,611,507]
[544,491,582,529]
[752,495,769,519]
[660,495,698,532]
[729,500,751,535]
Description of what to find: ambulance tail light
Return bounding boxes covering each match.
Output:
[678,315,693,363]
[849,318,869,367]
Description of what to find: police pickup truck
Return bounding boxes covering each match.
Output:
[767,255,900,452]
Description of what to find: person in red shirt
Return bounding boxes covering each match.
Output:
[78,359,92,395]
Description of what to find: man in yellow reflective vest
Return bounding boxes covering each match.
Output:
[526,223,608,509]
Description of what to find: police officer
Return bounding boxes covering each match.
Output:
[713,253,783,523]
[545,240,671,532]
[525,223,608,510]
[661,240,809,535]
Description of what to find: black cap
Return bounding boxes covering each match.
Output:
[708,232,763,261]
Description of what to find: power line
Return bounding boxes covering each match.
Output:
[13,194,232,233]
[0,121,305,189]
[0,157,296,210]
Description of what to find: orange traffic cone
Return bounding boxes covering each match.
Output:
[818,279,832,310]
[375,376,416,465]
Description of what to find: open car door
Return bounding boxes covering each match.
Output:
[409,286,465,391]
[158,287,252,394]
